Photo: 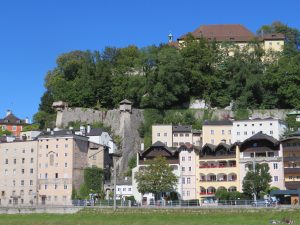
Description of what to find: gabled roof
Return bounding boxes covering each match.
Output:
[120,99,132,104]
[242,132,279,145]
[173,125,192,132]
[179,24,255,42]
[0,113,25,125]
[261,33,285,40]
[139,141,176,157]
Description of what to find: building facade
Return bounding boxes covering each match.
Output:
[202,120,233,146]
[197,143,239,202]
[152,125,201,148]
[0,111,28,137]
[37,131,89,205]
[238,133,285,190]
[281,136,300,190]
[178,144,198,200]
[232,118,286,143]
[0,141,38,206]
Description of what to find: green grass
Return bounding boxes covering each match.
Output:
[0,208,299,225]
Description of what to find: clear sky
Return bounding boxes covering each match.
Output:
[0,0,299,121]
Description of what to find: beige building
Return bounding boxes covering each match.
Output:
[0,141,38,206]
[176,24,284,55]
[152,125,201,147]
[202,120,233,146]
[37,131,90,205]
[197,143,239,202]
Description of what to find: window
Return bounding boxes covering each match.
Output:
[56,145,58,148]
[164,133,167,137]
[260,123,262,126]
[270,123,273,126]
[123,188,126,191]
[13,169,16,174]
[173,142,178,147]
[244,131,247,135]
[45,173,48,179]
[55,173,58,178]
[237,132,240,136]
[30,168,34,174]
[237,124,240,127]
[12,126,17,131]
[50,154,54,166]
[244,124,247,127]
[273,163,278,169]
[187,178,191,184]
[30,180,33,186]
[45,185,48,190]
[46,145,48,149]
[118,188,121,191]
[182,191,185,196]
[5,159,8,164]
[22,158,25,164]
[13,159,16,164]
[21,169,25,174]
[64,184,68,190]
[189,167,191,172]
[180,133,184,137]
[211,139,214,144]
[228,130,231,135]
[222,130,224,135]
[182,167,185,172]
[274,176,278,182]
[182,177,185,184]
[252,131,255,135]
[157,133,160,137]
[55,184,58,189]
[188,156,191,161]
[31,148,34,153]
[22,149,25,153]
[21,180,24,186]
[65,144,68,148]
[13,180,15,186]
[174,133,178,137]
[187,191,190,196]
[185,133,189,137]
[30,158,34,163]
[65,163,68,167]
[210,130,214,135]
[289,176,293,180]
[4,169,8,175]
[182,157,185,161]
[270,131,273,135]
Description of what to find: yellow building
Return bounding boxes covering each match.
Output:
[196,143,240,202]
[202,120,233,146]
[176,24,284,53]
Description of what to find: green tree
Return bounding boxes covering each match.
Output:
[242,163,272,198]
[78,183,90,199]
[84,167,104,195]
[0,130,12,136]
[135,156,177,200]
[125,156,137,177]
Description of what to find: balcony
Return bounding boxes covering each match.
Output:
[284,157,300,162]
[199,165,236,169]
[200,179,237,182]
[199,192,215,195]
[240,157,282,163]
[284,168,300,174]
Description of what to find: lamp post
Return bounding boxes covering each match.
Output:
[111,152,122,212]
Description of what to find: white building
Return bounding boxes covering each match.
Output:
[20,131,42,141]
[116,178,132,200]
[232,118,286,143]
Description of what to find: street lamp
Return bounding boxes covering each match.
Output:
[111,152,122,212]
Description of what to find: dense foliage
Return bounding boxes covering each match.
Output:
[84,167,104,195]
[36,22,300,129]
[135,156,177,199]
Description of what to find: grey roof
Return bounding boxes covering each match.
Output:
[203,120,233,126]
[87,128,103,136]
[38,130,88,139]
[120,99,132,104]
[172,125,192,132]
[116,178,132,185]
[242,132,279,145]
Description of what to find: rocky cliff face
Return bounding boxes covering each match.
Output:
[55,106,144,177]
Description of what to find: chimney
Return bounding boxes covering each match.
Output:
[6,110,12,116]
[141,143,144,151]
[87,124,91,134]
[80,125,86,136]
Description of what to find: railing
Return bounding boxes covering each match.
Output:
[200,179,237,182]
[199,165,236,168]
[240,157,282,163]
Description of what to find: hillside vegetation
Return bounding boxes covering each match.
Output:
[35,22,300,129]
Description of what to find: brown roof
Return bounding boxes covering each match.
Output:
[261,33,285,41]
[0,113,26,125]
[179,24,255,42]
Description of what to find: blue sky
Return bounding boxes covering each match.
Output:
[0,0,299,121]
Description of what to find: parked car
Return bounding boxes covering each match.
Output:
[251,199,270,207]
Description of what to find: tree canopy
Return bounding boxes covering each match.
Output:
[35,22,300,129]
[135,156,178,200]
[242,163,272,198]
